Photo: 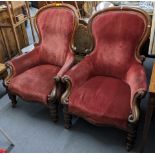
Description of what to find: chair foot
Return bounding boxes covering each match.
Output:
[8,92,17,108]
[126,121,137,151]
[49,103,58,123]
[63,104,72,129]
[64,114,72,129]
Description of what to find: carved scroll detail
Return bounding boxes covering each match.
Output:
[61,76,72,105]
[128,90,146,123]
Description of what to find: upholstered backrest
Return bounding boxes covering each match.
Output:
[89,7,150,78]
[35,4,78,66]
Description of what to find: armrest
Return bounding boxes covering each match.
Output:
[57,52,75,77]
[125,62,147,99]
[124,62,147,122]
[61,56,93,105]
[48,52,75,103]
[62,56,94,89]
[6,46,40,76]
[48,52,74,103]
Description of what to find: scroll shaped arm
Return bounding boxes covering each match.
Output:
[6,46,40,78]
[48,52,75,103]
[124,62,147,123]
[4,63,14,86]
[48,76,62,104]
[61,56,93,105]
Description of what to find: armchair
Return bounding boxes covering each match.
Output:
[3,3,79,122]
[61,7,151,151]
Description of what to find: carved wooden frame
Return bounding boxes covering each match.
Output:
[3,3,79,122]
[61,6,151,151]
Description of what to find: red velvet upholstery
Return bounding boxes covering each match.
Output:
[9,65,60,103]
[91,10,146,79]
[8,47,40,77]
[63,8,148,129]
[6,4,78,104]
[36,7,76,66]
[69,76,131,129]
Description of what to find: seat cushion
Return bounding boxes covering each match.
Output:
[69,76,131,129]
[9,65,60,104]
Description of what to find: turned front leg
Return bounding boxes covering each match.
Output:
[49,102,59,123]
[126,121,138,151]
[63,104,72,129]
[8,91,17,108]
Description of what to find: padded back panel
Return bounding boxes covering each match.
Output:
[36,7,76,66]
[90,10,147,78]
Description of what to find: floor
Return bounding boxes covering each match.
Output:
[0,6,155,153]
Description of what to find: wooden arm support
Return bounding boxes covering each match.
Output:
[128,90,146,123]
[48,76,61,104]
[2,63,14,86]
[61,76,72,105]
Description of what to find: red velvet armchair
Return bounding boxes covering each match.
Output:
[61,7,151,151]
[3,4,79,122]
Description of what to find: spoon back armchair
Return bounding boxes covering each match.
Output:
[3,3,79,122]
[61,7,151,151]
